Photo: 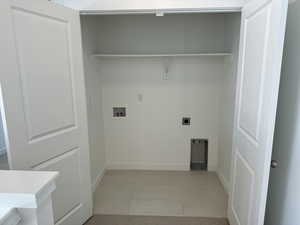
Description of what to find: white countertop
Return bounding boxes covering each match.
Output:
[0,170,59,208]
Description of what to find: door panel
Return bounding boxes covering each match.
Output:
[238,6,269,140]
[10,4,79,167]
[232,151,255,225]
[12,6,76,140]
[33,149,81,223]
[0,0,92,225]
[228,0,288,225]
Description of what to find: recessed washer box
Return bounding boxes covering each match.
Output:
[113,107,126,117]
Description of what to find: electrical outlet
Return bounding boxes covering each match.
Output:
[182,117,191,125]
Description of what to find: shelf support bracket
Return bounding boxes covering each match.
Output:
[162,57,172,80]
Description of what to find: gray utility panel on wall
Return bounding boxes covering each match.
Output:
[190,139,208,171]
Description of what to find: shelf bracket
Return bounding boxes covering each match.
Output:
[162,57,172,80]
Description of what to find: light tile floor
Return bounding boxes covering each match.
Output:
[93,170,227,218]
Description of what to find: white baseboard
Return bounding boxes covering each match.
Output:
[92,168,106,193]
[217,170,230,194]
[106,161,190,171]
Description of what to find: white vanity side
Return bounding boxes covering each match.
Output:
[0,170,58,225]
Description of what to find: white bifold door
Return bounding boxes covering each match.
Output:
[0,0,92,225]
[228,0,288,225]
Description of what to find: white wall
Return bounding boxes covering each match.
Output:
[265,2,300,225]
[93,14,226,54]
[217,14,240,192]
[82,14,235,171]
[81,13,239,175]
[81,17,106,191]
[99,57,224,171]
